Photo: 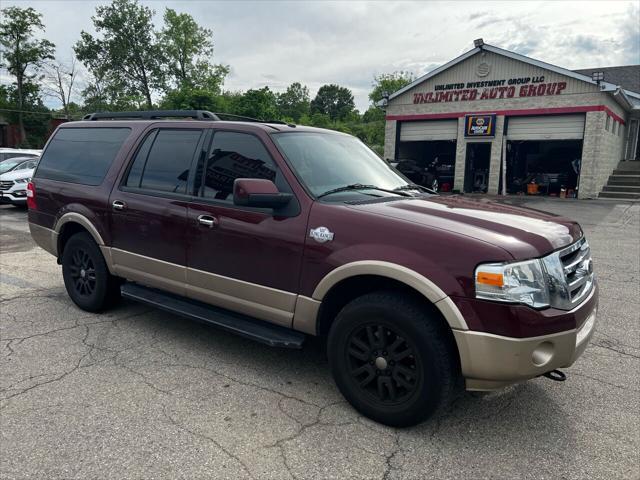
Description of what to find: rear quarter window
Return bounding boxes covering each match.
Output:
[35,127,131,185]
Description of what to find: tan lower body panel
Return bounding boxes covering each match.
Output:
[293,296,321,335]
[111,248,187,297]
[29,223,58,256]
[455,306,597,391]
[109,248,296,328]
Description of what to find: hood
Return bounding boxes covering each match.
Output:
[0,168,35,181]
[347,195,582,259]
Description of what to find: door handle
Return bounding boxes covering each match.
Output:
[197,215,217,228]
[112,200,126,211]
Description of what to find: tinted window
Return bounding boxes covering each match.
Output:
[124,131,157,188]
[36,128,130,185]
[202,132,277,201]
[125,129,202,194]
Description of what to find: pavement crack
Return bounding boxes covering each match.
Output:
[161,404,256,479]
[1,325,94,402]
[382,431,401,480]
[591,341,640,360]
[571,371,638,392]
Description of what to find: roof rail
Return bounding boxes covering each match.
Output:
[212,112,260,122]
[82,110,296,127]
[83,110,220,121]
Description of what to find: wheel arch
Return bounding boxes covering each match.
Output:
[55,213,114,272]
[299,261,468,336]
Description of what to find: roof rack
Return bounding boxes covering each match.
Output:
[82,110,297,127]
[83,110,220,121]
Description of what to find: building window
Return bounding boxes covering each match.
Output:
[605,115,611,132]
[619,125,623,137]
[613,121,618,135]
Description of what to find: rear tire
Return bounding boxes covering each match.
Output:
[61,232,120,312]
[327,291,458,427]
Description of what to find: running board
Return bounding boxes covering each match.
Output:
[121,283,305,349]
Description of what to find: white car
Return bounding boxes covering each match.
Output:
[0,157,38,206]
[0,148,41,162]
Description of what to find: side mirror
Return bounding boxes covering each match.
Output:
[233,178,292,209]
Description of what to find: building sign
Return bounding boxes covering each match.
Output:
[413,76,567,104]
[465,114,496,137]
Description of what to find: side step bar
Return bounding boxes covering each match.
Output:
[121,283,305,349]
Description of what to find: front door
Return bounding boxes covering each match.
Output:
[109,127,207,296]
[186,130,307,327]
[464,143,491,193]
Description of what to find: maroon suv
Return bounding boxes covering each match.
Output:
[27,110,597,427]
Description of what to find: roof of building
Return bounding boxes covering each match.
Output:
[388,42,639,104]
[573,66,640,94]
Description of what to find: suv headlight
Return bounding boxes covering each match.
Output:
[475,259,550,308]
[15,178,30,184]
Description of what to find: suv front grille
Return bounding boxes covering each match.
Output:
[559,237,594,305]
[0,180,14,191]
[543,237,594,310]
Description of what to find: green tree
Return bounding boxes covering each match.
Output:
[74,0,164,109]
[233,87,278,120]
[310,84,355,121]
[159,8,229,92]
[276,82,310,122]
[0,6,55,142]
[0,83,51,147]
[369,71,414,105]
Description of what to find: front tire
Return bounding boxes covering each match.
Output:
[327,291,458,427]
[61,232,120,312]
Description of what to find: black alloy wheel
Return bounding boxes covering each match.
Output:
[68,248,97,297]
[61,232,120,312]
[328,291,459,427]
[346,324,420,405]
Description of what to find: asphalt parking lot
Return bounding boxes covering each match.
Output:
[1,199,639,480]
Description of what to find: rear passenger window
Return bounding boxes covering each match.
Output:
[202,131,278,201]
[36,128,130,185]
[124,129,202,194]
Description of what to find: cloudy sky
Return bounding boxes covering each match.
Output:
[2,0,639,111]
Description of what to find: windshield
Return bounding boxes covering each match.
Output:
[272,132,409,198]
[0,159,25,174]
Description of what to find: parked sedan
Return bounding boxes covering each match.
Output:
[0,148,41,162]
[0,157,38,207]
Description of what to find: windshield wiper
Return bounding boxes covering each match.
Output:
[317,183,411,199]
[394,184,437,194]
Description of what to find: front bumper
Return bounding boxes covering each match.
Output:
[0,189,27,203]
[453,285,598,391]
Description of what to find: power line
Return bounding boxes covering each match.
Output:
[0,108,83,119]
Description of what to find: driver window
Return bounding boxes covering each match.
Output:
[202,131,278,201]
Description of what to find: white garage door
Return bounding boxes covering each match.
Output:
[400,120,458,141]
[507,114,585,140]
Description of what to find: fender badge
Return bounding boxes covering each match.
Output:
[310,226,334,243]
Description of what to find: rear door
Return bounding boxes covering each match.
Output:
[109,127,208,296]
[186,129,307,327]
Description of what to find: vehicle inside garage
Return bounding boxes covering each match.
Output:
[504,114,585,197]
[395,120,457,192]
[506,140,582,196]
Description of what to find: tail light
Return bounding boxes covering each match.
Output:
[26,182,37,210]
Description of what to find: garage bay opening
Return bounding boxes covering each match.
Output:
[464,143,491,193]
[506,140,583,196]
[394,120,457,192]
[505,114,585,197]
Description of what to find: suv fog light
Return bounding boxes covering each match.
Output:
[532,342,554,366]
